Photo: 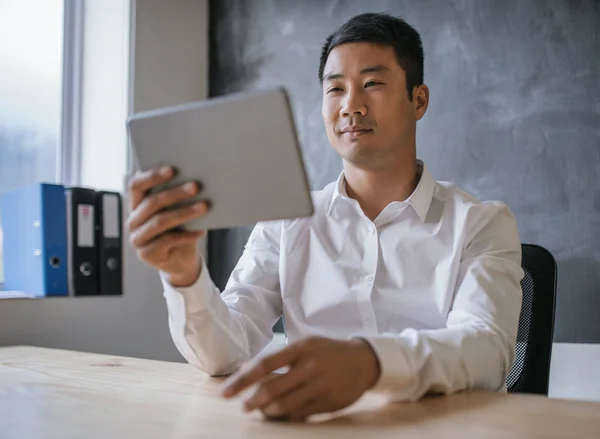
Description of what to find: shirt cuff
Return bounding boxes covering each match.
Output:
[359,336,416,396]
[160,255,217,314]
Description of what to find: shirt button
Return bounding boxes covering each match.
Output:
[370,226,376,235]
[366,275,374,282]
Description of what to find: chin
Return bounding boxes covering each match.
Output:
[341,136,375,152]
[338,142,383,168]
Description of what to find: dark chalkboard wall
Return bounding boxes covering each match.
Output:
[208,0,600,342]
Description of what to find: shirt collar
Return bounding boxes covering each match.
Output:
[327,160,435,222]
[409,161,435,222]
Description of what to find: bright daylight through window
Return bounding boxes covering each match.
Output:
[0,0,64,283]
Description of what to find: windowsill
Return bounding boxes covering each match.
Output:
[0,290,123,299]
[0,291,37,299]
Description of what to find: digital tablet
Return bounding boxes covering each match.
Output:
[127,88,314,231]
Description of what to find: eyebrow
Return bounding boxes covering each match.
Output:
[323,65,390,82]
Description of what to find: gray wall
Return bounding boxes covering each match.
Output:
[207,0,600,342]
[0,0,209,362]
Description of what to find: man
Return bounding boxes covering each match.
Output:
[126,13,523,421]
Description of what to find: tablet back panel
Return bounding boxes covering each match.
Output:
[127,88,314,230]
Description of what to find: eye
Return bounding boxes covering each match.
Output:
[365,81,382,88]
[327,87,343,94]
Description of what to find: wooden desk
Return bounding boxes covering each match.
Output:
[1,346,599,438]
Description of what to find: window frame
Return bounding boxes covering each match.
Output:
[58,0,85,187]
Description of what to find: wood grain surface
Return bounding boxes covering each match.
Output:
[1,346,599,438]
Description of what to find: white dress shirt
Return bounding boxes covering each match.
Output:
[161,160,524,402]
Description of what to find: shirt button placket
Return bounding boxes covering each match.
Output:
[359,223,379,332]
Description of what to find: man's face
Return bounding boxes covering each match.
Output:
[321,42,424,169]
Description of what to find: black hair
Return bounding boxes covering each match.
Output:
[318,13,424,99]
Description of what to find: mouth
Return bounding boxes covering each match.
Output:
[340,126,373,138]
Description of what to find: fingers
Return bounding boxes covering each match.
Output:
[221,345,303,398]
[243,361,315,412]
[287,398,329,422]
[127,166,175,211]
[260,382,322,420]
[136,229,206,260]
[129,201,209,248]
[127,180,201,232]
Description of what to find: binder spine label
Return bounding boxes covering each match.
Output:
[77,204,95,247]
[102,195,120,238]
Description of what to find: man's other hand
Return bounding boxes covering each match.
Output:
[221,336,381,421]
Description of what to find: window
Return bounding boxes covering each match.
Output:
[0,0,65,283]
[0,0,129,287]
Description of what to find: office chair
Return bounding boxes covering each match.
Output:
[506,243,557,395]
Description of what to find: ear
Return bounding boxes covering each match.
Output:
[413,84,429,121]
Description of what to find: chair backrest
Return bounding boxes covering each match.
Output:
[506,243,557,395]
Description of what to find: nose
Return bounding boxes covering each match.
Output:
[340,88,367,117]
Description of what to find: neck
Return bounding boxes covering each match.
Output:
[343,155,419,221]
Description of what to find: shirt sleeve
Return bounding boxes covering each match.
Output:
[161,220,283,376]
[361,202,524,401]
